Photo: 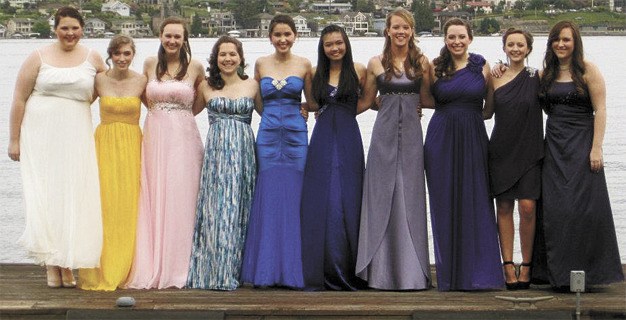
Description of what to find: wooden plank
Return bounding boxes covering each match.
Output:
[0,264,624,319]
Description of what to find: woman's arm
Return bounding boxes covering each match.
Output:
[357,57,378,114]
[302,59,316,114]
[482,62,495,120]
[585,61,607,173]
[419,55,435,109]
[192,80,208,116]
[8,52,40,161]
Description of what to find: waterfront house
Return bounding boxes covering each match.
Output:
[102,0,131,17]
[6,18,34,37]
[85,18,107,37]
[293,15,311,37]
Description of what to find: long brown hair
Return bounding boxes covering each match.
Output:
[381,8,423,81]
[433,18,473,79]
[539,20,586,101]
[156,17,191,81]
[105,35,135,68]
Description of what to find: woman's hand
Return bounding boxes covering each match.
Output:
[590,146,603,173]
[491,62,508,78]
[300,103,309,121]
[8,141,20,161]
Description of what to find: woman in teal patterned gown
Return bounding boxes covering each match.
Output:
[187,36,262,290]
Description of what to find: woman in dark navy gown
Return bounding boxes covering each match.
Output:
[300,25,368,291]
[424,18,504,291]
[240,14,313,289]
[483,28,543,290]
[533,21,623,289]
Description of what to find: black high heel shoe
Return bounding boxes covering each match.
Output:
[503,261,518,290]
[517,261,532,290]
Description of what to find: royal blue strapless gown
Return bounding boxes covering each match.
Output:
[300,86,367,291]
[241,76,307,288]
[424,54,504,291]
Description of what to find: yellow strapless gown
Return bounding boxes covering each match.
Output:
[79,96,142,291]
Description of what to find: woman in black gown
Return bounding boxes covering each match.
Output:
[484,28,543,290]
[535,20,623,289]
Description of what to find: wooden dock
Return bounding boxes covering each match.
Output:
[1,264,625,319]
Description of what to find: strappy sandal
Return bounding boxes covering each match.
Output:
[517,261,532,290]
[503,261,518,290]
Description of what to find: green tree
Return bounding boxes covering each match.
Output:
[493,0,505,13]
[478,17,500,34]
[191,14,203,36]
[411,0,435,32]
[527,0,544,9]
[229,0,268,29]
[32,20,51,38]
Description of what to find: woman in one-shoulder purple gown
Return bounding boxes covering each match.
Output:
[424,18,504,291]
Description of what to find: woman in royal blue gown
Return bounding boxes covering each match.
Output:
[240,14,313,289]
[300,25,368,291]
[424,18,504,291]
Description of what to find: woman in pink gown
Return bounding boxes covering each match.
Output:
[124,17,205,289]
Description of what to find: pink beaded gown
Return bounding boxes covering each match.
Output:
[124,80,204,289]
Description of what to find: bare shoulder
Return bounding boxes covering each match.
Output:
[132,71,148,86]
[583,60,602,78]
[190,58,204,71]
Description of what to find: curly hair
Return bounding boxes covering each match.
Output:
[207,35,249,90]
[381,8,423,81]
[539,20,587,102]
[156,17,191,81]
[433,18,473,79]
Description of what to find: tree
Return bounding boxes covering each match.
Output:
[229,0,269,29]
[528,0,544,9]
[191,14,203,36]
[412,0,435,32]
[478,17,500,34]
[493,0,505,13]
[32,21,52,38]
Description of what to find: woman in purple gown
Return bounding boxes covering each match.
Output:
[300,25,368,291]
[424,18,504,291]
[532,21,623,289]
[356,8,434,291]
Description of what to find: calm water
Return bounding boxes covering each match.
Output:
[1,36,625,263]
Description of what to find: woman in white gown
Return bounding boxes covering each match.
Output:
[7,6,106,288]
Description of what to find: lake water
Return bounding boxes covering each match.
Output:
[1,36,625,264]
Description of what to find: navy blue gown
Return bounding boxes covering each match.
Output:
[300,86,367,291]
[241,76,307,288]
[424,54,504,291]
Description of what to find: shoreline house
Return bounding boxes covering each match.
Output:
[310,1,353,14]
[293,15,311,37]
[6,18,34,37]
[102,0,131,17]
[111,19,152,37]
[85,18,107,37]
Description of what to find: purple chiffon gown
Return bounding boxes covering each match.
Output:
[424,54,504,291]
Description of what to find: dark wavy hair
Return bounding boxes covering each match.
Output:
[502,28,533,58]
[105,35,135,68]
[434,18,473,79]
[156,17,191,81]
[54,6,84,29]
[381,8,423,81]
[312,25,359,106]
[539,20,586,102]
[207,36,248,90]
[269,14,297,37]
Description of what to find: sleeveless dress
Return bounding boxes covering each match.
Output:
[424,54,504,291]
[18,51,102,268]
[300,85,367,291]
[187,97,256,290]
[532,81,624,287]
[78,97,142,291]
[356,73,431,290]
[125,80,204,289]
[241,76,307,288]
[489,68,543,199]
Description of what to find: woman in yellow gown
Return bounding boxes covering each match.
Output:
[79,35,147,290]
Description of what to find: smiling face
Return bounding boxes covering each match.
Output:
[504,33,530,64]
[445,24,472,58]
[386,15,412,48]
[322,31,346,63]
[551,27,575,62]
[160,23,185,55]
[111,43,135,71]
[270,23,296,54]
[55,17,83,49]
[217,42,241,75]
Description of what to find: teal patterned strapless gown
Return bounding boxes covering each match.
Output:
[187,97,256,290]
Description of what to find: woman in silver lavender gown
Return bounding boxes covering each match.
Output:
[187,36,261,290]
[355,8,434,290]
